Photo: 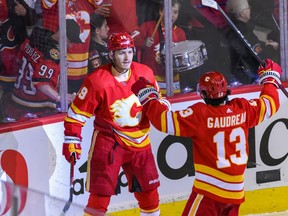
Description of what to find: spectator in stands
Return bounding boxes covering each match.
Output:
[137,0,186,94]
[176,0,236,87]
[249,0,280,51]
[225,0,280,85]
[41,0,101,93]
[0,19,81,123]
[0,0,36,101]
[88,14,110,74]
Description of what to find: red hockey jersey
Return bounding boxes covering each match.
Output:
[145,84,279,204]
[64,62,160,151]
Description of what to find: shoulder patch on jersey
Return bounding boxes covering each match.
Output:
[91,58,101,69]
[89,50,100,60]
[50,48,60,60]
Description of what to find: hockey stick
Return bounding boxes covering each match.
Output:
[60,153,75,216]
[201,0,288,98]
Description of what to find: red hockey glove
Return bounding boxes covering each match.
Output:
[132,77,159,106]
[258,59,282,88]
[62,136,82,163]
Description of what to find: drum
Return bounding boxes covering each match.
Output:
[162,40,208,72]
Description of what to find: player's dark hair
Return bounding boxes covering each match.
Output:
[202,89,231,106]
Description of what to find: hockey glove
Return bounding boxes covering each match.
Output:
[63,136,82,163]
[132,77,159,106]
[258,59,282,88]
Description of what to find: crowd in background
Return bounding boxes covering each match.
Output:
[0,0,281,123]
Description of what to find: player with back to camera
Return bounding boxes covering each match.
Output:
[0,19,81,122]
[62,32,169,216]
[131,58,281,216]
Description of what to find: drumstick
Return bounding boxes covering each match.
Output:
[151,13,164,38]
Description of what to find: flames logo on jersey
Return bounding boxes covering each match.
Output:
[50,48,60,60]
[110,95,141,127]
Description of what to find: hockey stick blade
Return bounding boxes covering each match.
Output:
[60,153,75,216]
[201,0,288,98]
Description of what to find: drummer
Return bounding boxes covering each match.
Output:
[136,0,187,94]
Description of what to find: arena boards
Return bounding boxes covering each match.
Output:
[1,87,288,215]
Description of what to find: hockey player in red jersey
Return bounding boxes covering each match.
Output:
[63,32,169,216]
[131,59,281,216]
